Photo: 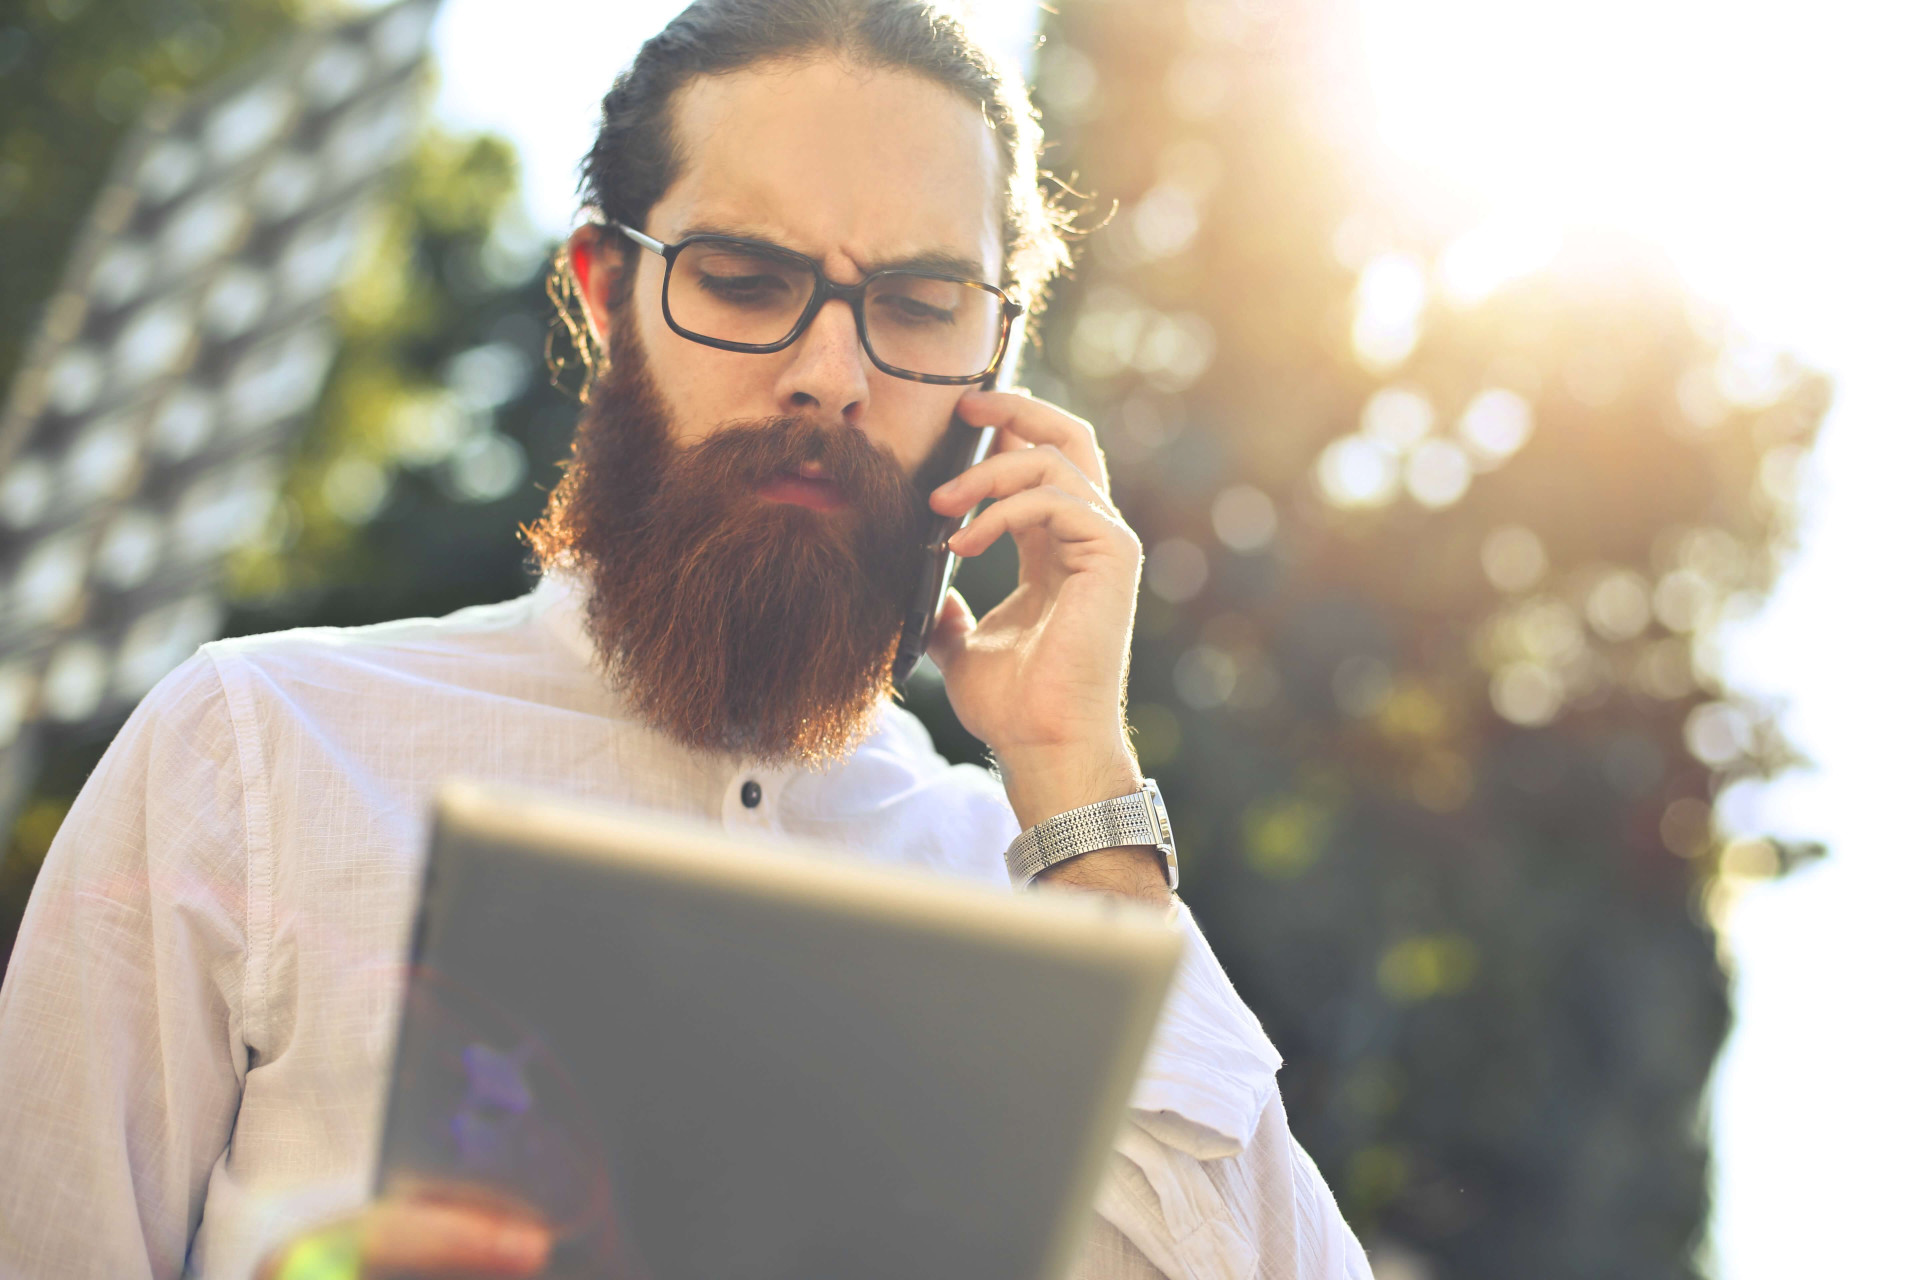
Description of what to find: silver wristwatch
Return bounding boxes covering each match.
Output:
[1005,779,1179,890]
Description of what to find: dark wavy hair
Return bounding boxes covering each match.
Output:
[549,0,1072,390]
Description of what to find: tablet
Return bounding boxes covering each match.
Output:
[375,781,1182,1280]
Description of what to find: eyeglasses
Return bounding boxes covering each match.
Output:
[611,222,1023,385]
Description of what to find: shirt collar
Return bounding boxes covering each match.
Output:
[530,569,598,672]
[532,570,893,778]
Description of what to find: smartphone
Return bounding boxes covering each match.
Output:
[891,376,999,689]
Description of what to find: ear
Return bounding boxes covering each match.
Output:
[566,225,624,350]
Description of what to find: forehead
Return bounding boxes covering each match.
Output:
[655,58,1003,277]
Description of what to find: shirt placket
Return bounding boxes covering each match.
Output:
[720,763,788,837]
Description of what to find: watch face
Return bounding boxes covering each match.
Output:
[1144,782,1174,856]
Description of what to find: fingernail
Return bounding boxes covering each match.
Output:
[495,1223,549,1268]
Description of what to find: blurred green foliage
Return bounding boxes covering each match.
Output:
[0,0,304,394]
[222,124,569,631]
[923,0,1826,1275]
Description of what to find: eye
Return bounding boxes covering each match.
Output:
[699,271,792,304]
[872,293,956,326]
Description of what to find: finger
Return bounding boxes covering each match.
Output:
[955,390,1109,496]
[929,444,1110,517]
[358,1200,550,1277]
[924,588,976,671]
[947,486,1132,559]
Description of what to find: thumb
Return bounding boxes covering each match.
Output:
[924,588,976,673]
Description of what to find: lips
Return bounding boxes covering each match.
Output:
[757,471,847,511]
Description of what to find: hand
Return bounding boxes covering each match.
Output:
[925,390,1167,904]
[254,1194,550,1280]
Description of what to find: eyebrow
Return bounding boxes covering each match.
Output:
[676,220,989,281]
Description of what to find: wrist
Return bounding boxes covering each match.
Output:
[1034,846,1172,905]
[994,737,1142,831]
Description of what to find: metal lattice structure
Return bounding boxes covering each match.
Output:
[0,0,441,840]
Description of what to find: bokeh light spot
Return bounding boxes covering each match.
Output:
[90,242,154,311]
[1350,251,1426,372]
[1209,484,1278,552]
[1633,638,1697,701]
[1360,386,1435,451]
[1491,661,1563,726]
[1405,439,1472,508]
[1455,387,1534,467]
[1316,434,1399,508]
[137,138,200,205]
[1586,570,1652,642]
[1684,701,1753,768]
[1145,536,1209,603]
[1652,568,1715,633]
[204,83,297,166]
[1481,525,1547,593]
[1130,183,1202,259]
[1241,794,1328,878]
[62,412,141,504]
[42,639,109,723]
[443,433,527,504]
[111,297,196,389]
[1660,796,1713,858]
[94,508,164,590]
[46,347,106,416]
[1377,934,1478,1001]
[303,41,372,109]
[1173,643,1238,710]
[1721,836,1782,881]
[1513,598,1584,665]
[0,456,54,530]
[321,455,393,525]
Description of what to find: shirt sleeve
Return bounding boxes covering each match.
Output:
[0,652,253,1280]
[1132,903,1284,1154]
[1074,1091,1374,1280]
[1078,905,1373,1280]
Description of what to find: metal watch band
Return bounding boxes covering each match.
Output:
[1005,779,1179,890]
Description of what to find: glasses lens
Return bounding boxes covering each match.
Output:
[666,241,815,346]
[863,274,1001,379]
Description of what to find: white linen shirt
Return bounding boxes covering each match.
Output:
[0,576,1371,1279]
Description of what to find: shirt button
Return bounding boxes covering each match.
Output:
[740,780,763,809]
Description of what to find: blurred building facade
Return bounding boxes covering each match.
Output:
[0,0,441,839]
[0,0,566,963]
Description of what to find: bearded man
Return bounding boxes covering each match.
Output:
[0,2,1372,1277]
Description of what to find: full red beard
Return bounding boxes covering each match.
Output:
[527,307,934,766]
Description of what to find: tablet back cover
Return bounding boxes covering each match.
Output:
[376,782,1180,1280]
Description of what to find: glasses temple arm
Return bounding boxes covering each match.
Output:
[610,221,667,256]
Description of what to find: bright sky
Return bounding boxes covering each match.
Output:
[422,1,1918,1275]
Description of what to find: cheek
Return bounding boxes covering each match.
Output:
[634,317,759,446]
[875,383,965,474]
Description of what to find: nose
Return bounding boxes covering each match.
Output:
[772,296,871,428]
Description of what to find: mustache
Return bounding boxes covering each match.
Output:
[647,414,922,518]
